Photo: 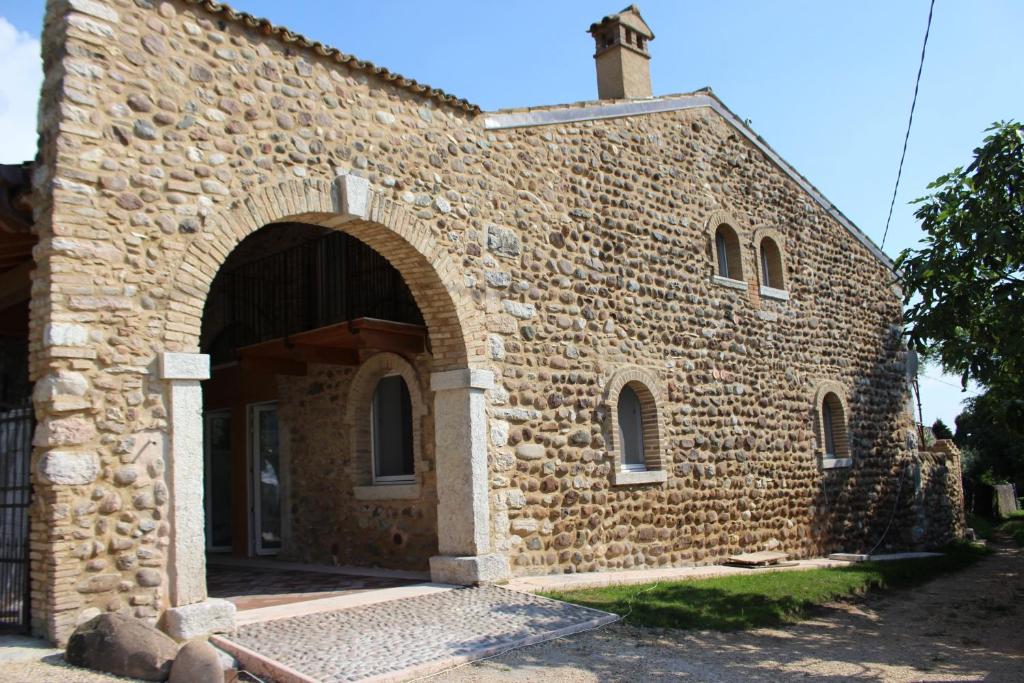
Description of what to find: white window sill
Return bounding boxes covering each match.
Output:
[821,457,852,470]
[611,469,667,486]
[353,483,421,500]
[712,275,747,291]
[760,285,789,301]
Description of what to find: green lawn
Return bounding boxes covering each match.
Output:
[542,543,989,631]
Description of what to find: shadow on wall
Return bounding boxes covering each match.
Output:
[807,325,964,556]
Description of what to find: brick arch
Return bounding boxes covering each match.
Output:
[168,176,484,369]
[705,209,750,281]
[602,366,667,484]
[344,352,428,489]
[811,380,852,461]
[751,225,788,290]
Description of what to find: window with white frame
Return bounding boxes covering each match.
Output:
[371,375,414,483]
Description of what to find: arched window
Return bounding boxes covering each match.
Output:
[617,385,646,471]
[714,224,744,281]
[759,237,785,290]
[605,368,667,486]
[813,381,851,468]
[821,392,846,458]
[371,375,415,483]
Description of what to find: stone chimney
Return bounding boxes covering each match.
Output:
[588,5,654,100]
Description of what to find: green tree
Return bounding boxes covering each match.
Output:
[931,418,953,440]
[897,121,1024,394]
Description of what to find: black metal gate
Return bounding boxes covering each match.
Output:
[0,397,32,633]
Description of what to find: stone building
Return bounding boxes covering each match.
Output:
[0,1,964,643]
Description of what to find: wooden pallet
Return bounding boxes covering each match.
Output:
[726,551,791,567]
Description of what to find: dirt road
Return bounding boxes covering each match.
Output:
[437,543,1024,682]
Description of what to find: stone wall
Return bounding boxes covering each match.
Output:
[904,439,965,546]
[27,0,958,643]
[277,355,438,571]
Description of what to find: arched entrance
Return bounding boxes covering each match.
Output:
[157,176,505,635]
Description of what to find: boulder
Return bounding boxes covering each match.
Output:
[66,613,178,681]
[169,639,223,683]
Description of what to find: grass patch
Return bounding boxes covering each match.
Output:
[543,543,989,631]
[999,512,1024,546]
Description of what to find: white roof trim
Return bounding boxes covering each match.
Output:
[484,95,893,269]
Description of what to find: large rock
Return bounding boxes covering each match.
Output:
[169,639,223,683]
[161,598,236,641]
[66,613,178,681]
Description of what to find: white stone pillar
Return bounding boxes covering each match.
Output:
[158,353,235,640]
[159,352,210,606]
[429,368,510,584]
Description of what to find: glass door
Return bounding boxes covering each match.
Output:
[249,403,282,555]
[203,410,233,552]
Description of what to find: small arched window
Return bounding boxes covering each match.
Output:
[372,375,414,483]
[605,368,667,486]
[813,382,851,468]
[759,237,785,290]
[714,224,743,281]
[617,385,646,471]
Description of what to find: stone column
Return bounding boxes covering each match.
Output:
[429,368,510,584]
[158,353,235,640]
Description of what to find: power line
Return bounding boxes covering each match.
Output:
[919,373,981,395]
[880,0,936,250]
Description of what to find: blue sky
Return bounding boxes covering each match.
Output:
[2,1,1019,427]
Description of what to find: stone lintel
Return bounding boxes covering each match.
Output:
[161,598,236,641]
[159,352,210,381]
[429,554,510,585]
[431,368,494,392]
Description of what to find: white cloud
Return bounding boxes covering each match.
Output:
[0,17,42,164]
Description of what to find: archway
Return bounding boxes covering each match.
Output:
[157,176,504,633]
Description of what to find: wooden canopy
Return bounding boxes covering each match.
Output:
[237,317,427,375]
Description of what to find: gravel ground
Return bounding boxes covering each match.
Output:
[5,543,1021,682]
[436,542,1024,682]
[1,653,142,683]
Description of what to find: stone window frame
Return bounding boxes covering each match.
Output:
[812,380,852,469]
[604,367,668,486]
[345,352,427,500]
[752,226,789,301]
[706,210,749,290]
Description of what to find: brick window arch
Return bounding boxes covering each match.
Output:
[812,381,852,468]
[752,226,789,300]
[346,352,427,499]
[706,210,749,290]
[715,223,744,280]
[604,367,667,486]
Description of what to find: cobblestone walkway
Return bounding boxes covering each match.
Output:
[207,564,417,610]
[224,585,616,681]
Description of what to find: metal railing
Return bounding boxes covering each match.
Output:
[202,230,424,364]
[0,397,32,633]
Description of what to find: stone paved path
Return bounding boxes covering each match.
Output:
[224,585,615,681]
[207,564,418,610]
